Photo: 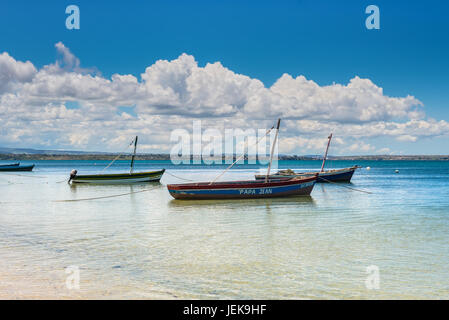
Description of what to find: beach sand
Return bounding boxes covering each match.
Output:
[0,263,83,299]
[0,260,176,299]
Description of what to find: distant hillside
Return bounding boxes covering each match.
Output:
[327,155,449,161]
[0,152,168,161]
[0,147,103,155]
[0,150,448,161]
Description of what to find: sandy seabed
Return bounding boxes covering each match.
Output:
[0,263,176,300]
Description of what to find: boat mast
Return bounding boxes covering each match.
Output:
[130,136,138,174]
[320,133,332,172]
[265,118,281,183]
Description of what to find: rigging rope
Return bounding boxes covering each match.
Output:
[52,185,162,202]
[101,137,136,172]
[164,171,196,182]
[319,177,372,194]
[0,181,49,186]
[0,173,47,178]
[208,125,275,185]
[0,175,49,185]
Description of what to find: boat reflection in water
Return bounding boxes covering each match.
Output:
[168,194,316,209]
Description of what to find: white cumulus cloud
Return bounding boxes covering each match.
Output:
[0,52,37,94]
[0,42,448,154]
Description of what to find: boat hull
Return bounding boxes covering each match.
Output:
[71,169,165,184]
[255,167,357,183]
[0,164,35,172]
[167,176,317,200]
[316,168,355,182]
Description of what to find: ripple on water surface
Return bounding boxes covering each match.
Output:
[0,160,448,299]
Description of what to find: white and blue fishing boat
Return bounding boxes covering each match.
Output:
[0,162,35,171]
[255,133,360,182]
[68,136,165,184]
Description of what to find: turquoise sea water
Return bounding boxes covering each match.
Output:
[0,160,448,299]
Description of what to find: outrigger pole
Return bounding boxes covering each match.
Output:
[320,133,332,172]
[130,136,138,174]
[265,118,281,183]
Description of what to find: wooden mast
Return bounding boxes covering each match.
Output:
[265,118,281,182]
[320,133,332,172]
[130,136,138,174]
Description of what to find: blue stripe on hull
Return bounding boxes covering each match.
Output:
[169,181,315,199]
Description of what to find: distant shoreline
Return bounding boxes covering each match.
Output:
[1,153,448,161]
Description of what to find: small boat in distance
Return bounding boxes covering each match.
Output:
[0,162,35,172]
[68,136,165,184]
[167,119,318,200]
[255,166,359,182]
[255,133,359,183]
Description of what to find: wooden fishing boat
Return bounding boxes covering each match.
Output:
[167,175,317,200]
[255,166,359,182]
[255,133,359,183]
[70,169,165,184]
[68,136,165,184]
[167,118,318,200]
[0,163,35,171]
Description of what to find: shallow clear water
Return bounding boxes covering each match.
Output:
[0,160,448,299]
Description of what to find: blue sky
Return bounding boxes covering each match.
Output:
[0,0,448,154]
